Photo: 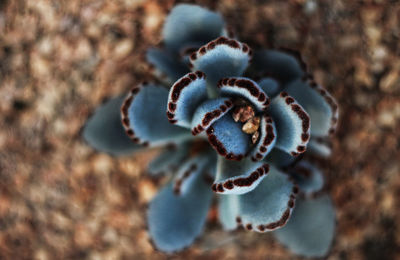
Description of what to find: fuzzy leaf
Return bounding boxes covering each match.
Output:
[148,143,190,176]
[190,37,252,96]
[167,71,208,128]
[269,92,310,156]
[147,173,213,252]
[173,155,210,196]
[236,166,297,232]
[212,157,269,195]
[258,77,281,98]
[285,79,338,137]
[206,113,249,161]
[308,137,332,157]
[218,193,240,230]
[163,4,225,53]
[82,95,142,156]
[250,115,277,161]
[218,77,270,112]
[265,148,298,168]
[219,166,297,232]
[146,48,189,83]
[291,161,324,196]
[121,84,191,147]
[274,195,335,257]
[252,50,304,84]
[191,98,234,135]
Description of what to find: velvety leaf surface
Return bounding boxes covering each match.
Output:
[252,50,304,84]
[121,84,191,147]
[264,148,298,168]
[285,79,339,137]
[269,92,310,156]
[308,137,332,157]
[191,97,234,135]
[258,77,281,98]
[162,4,225,53]
[82,95,142,156]
[206,113,250,161]
[250,115,277,161]
[147,175,213,253]
[190,37,252,96]
[212,157,269,195]
[235,166,297,232]
[173,155,210,196]
[146,48,189,83]
[148,143,190,176]
[218,193,240,230]
[291,161,324,196]
[167,71,208,128]
[218,77,270,112]
[274,195,335,257]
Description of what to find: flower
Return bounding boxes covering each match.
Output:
[83,4,338,257]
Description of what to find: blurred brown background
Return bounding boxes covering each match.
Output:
[0,0,399,259]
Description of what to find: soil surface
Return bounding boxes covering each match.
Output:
[0,0,399,259]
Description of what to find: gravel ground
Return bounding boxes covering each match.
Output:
[0,0,399,259]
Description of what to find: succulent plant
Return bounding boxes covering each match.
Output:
[83,4,338,257]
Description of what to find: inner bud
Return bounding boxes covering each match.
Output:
[242,117,260,134]
[232,105,255,123]
[231,98,261,144]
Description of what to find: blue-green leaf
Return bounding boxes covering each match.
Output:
[190,37,252,96]
[274,195,335,257]
[212,157,269,195]
[285,79,339,137]
[82,95,142,156]
[163,4,225,53]
[250,115,277,161]
[191,98,234,136]
[206,113,249,161]
[269,92,310,156]
[218,166,297,232]
[146,48,189,83]
[148,172,213,252]
[218,77,270,112]
[121,83,191,147]
[167,71,208,128]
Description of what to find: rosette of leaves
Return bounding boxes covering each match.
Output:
[83,4,338,257]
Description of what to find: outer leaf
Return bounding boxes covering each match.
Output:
[308,137,332,157]
[191,98,234,135]
[121,83,191,147]
[219,166,298,233]
[218,193,240,230]
[252,49,305,84]
[257,77,281,98]
[274,195,335,257]
[147,174,213,253]
[250,115,277,161]
[285,78,339,137]
[173,155,210,196]
[290,161,324,196]
[167,71,208,128]
[236,166,298,232]
[212,157,269,195]
[147,48,189,83]
[82,95,142,156]
[218,77,270,112]
[190,37,252,96]
[206,113,249,161]
[148,143,190,176]
[269,92,310,156]
[163,4,225,53]
[265,148,298,168]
